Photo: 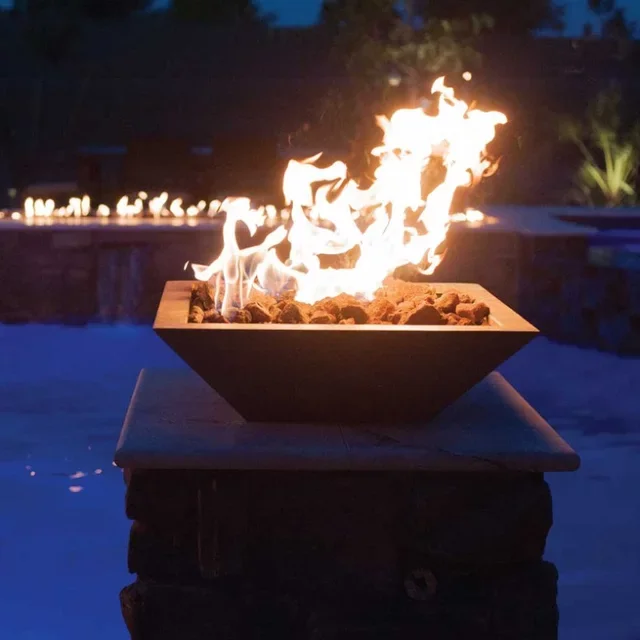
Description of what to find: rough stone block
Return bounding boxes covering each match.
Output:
[125,470,552,590]
[434,561,558,640]
[128,521,200,581]
[406,473,552,569]
[120,580,253,640]
[120,561,558,640]
[125,469,200,524]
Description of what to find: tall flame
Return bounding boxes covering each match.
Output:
[192,78,507,317]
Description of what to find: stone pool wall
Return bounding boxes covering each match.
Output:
[0,222,223,324]
[438,210,640,355]
[519,235,640,354]
[1,209,639,354]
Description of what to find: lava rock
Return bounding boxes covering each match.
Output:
[367,298,396,323]
[279,302,308,324]
[317,297,341,318]
[229,308,252,323]
[191,282,216,311]
[456,302,490,324]
[188,306,204,324]
[340,304,369,324]
[401,303,443,325]
[444,313,473,326]
[310,311,336,324]
[244,302,271,323]
[391,300,418,324]
[203,308,227,323]
[435,291,460,314]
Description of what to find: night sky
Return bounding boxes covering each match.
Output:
[1,0,639,36]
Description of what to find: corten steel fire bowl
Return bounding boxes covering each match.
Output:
[154,281,538,424]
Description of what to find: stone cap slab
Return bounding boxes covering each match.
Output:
[114,369,580,472]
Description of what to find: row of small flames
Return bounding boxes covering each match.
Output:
[0,192,485,224]
[0,193,276,221]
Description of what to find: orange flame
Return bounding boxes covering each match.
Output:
[192,78,506,317]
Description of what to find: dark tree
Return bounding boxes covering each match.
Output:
[320,0,492,88]
[22,0,151,19]
[602,8,636,39]
[172,0,270,23]
[321,0,398,33]
[22,0,152,64]
[586,0,636,58]
[415,0,564,34]
[78,0,151,20]
[314,0,495,179]
[587,0,636,37]
[322,0,564,35]
[588,0,615,18]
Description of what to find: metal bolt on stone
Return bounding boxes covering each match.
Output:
[404,568,437,601]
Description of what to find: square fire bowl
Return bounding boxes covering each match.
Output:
[154,281,538,424]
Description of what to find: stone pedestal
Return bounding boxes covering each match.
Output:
[121,561,559,640]
[115,369,579,639]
